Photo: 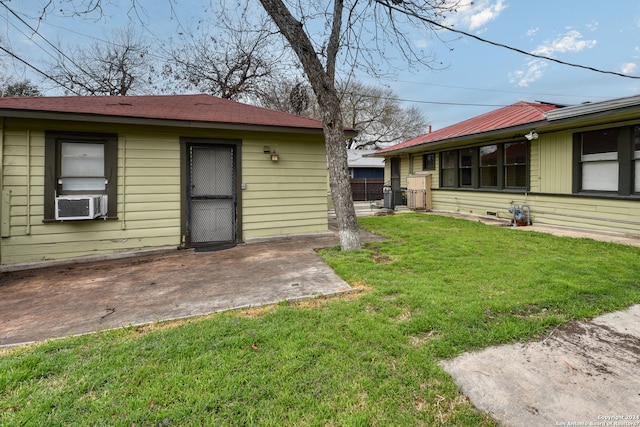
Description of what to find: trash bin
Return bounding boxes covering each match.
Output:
[383,189,395,209]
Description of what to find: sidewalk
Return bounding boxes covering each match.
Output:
[441,305,640,426]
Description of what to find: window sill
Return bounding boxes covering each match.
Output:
[436,187,528,193]
[572,192,640,200]
[43,216,118,223]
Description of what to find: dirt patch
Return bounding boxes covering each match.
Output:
[369,246,393,264]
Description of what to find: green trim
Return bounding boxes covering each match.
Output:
[44,131,118,221]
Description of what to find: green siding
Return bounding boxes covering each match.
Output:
[432,190,640,235]
[241,135,328,239]
[383,153,439,190]
[1,119,328,265]
[399,155,411,186]
[535,132,572,194]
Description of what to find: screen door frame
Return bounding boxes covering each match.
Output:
[180,138,242,248]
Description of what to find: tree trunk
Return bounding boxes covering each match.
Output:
[322,96,361,251]
[259,0,361,250]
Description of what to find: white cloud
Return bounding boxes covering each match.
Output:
[447,0,507,31]
[532,30,597,56]
[621,62,638,75]
[414,39,430,49]
[526,27,539,37]
[510,30,597,87]
[509,59,548,87]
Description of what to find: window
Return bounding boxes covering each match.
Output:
[44,132,118,221]
[440,150,457,187]
[60,142,106,191]
[459,148,474,187]
[580,128,619,191]
[422,153,435,171]
[479,145,498,187]
[504,141,528,188]
[573,125,640,196]
[439,142,528,191]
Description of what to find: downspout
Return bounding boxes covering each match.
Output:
[121,136,126,230]
[0,119,4,265]
[25,130,31,235]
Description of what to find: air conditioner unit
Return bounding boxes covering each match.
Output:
[55,195,107,220]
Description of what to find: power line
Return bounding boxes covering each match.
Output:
[376,0,640,80]
[351,72,613,106]
[368,94,506,108]
[0,44,81,95]
[0,1,98,84]
[398,3,639,80]
[382,78,612,100]
[3,0,635,106]
[22,21,606,106]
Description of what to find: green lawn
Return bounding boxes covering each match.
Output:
[2,214,639,426]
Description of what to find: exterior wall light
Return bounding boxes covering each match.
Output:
[270,151,279,161]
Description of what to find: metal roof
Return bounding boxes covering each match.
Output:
[545,94,640,122]
[375,101,558,155]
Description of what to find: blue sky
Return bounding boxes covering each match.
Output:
[2,1,640,130]
[388,0,640,128]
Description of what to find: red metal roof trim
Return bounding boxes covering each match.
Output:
[0,94,325,130]
[377,101,558,154]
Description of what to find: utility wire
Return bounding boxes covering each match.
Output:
[342,89,506,107]
[376,0,640,80]
[0,44,81,95]
[0,1,95,82]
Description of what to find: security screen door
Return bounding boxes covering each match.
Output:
[187,144,236,245]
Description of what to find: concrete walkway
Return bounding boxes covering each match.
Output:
[0,229,383,347]
[441,305,640,427]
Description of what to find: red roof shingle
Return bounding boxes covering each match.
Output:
[377,101,559,154]
[0,94,325,130]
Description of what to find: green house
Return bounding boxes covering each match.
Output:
[0,94,338,267]
[375,95,640,235]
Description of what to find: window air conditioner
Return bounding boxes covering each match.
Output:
[55,195,107,220]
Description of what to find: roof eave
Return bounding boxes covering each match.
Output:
[546,95,640,123]
[544,103,640,129]
[0,109,335,136]
[373,120,548,156]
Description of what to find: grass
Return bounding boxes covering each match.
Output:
[1,213,639,426]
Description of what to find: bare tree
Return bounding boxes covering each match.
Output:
[340,81,429,150]
[259,79,429,149]
[258,78,316,115]
[48,25,151,95]
[257,0,458,250]
[163,23,280,101]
